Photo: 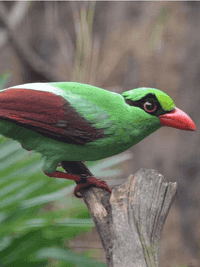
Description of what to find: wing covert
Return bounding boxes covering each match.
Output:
[0,88,106,145]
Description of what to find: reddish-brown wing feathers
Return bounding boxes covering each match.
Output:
[0,89,105,145]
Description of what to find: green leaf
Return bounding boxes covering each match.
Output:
[35,247,106,267]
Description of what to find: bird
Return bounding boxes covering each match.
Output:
[0,82,196,197]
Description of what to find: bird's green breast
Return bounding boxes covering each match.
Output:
[84,108,161,159]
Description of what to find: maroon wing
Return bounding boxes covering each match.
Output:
[0,88,105,145]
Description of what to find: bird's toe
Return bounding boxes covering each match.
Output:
[74,177,112,198]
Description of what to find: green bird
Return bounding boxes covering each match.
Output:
[0,82,196,197]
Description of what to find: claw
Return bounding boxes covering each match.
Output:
[74,183,89,198]
[74,177,112,198]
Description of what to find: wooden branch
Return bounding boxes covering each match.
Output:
[60,162,177,266]
[81,168,177,267]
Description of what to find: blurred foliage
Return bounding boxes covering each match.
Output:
[0,136,96,267]
[0,71,10,89]
[0,135,131,266]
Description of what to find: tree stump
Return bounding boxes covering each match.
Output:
[81,168,177,267]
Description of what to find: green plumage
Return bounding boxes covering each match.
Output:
[0,82,178,174]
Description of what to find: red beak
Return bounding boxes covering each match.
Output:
[159,107,196,131]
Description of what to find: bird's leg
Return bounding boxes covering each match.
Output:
[44,170,81,182]
[45,161,112,198]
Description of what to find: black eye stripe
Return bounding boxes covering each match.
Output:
[124,93,167,116]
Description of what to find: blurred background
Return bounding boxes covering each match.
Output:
[0,1,199,266]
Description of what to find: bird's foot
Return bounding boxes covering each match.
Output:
[43,170,112,198]
[75,175,112,198]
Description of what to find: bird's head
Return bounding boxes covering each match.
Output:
[122,87,196,131]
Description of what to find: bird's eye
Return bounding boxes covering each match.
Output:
[143,101,157,113]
